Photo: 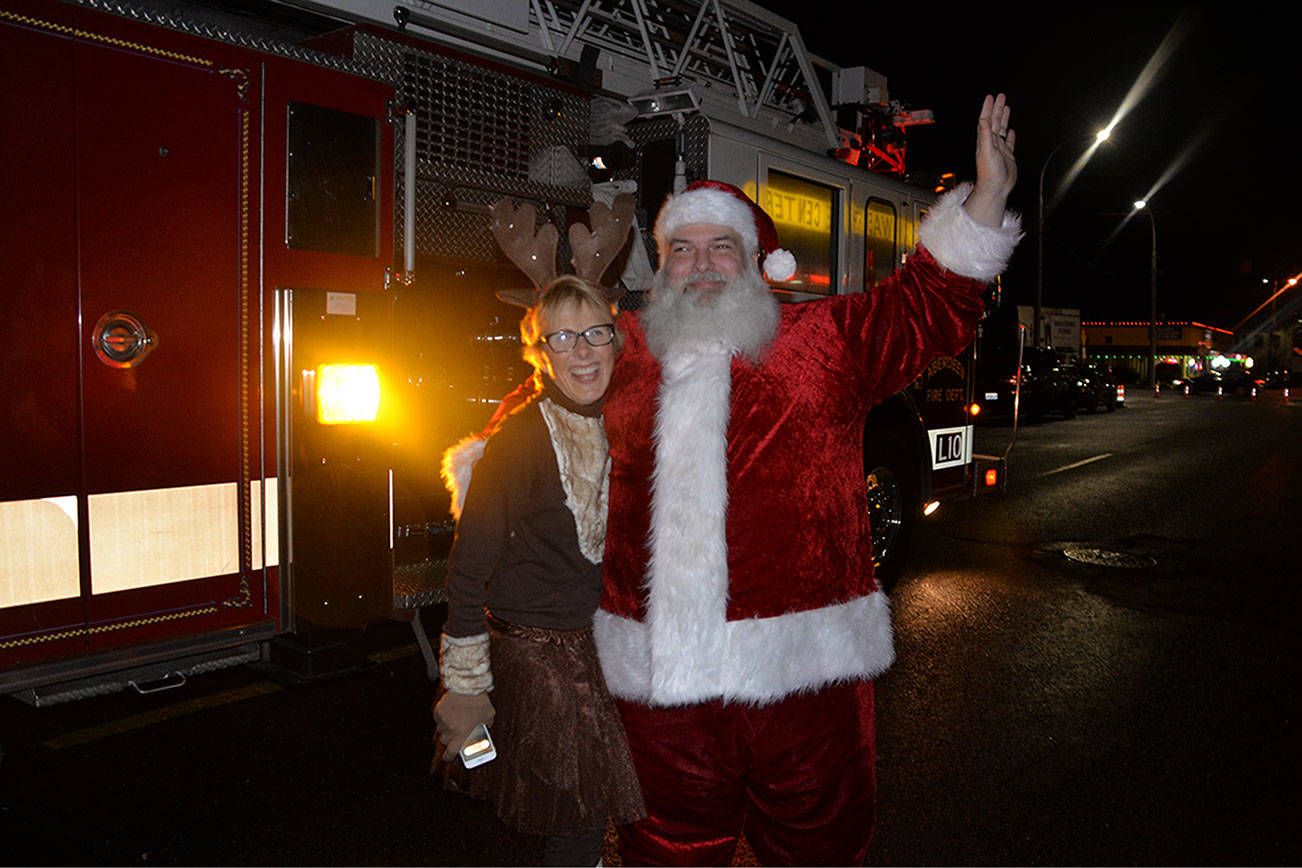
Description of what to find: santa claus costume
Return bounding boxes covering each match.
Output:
[593,180,1021,865]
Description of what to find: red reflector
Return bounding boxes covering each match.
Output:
[984,468,999,487]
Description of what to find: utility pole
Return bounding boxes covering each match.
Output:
[1134,200,1157,387]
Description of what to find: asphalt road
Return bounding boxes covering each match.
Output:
[870,389,1300,865]
[1,390,1298,866]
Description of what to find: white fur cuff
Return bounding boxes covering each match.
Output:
[440,632,493,694]
[918,182,1023,282]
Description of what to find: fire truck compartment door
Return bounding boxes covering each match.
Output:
[2,14,266,669]
[280,287,392,630]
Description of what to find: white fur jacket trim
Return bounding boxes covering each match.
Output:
[440,631,493,695]
[539,399,610,565]
[641,343,734,706]
[918,182,1023,282]
[441,434,486,521]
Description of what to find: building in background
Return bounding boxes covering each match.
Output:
[1017,305,1079,358]
[1082,320,1238,384]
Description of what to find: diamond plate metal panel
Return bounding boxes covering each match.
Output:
[355,31,592,264]
[616,114,711,272]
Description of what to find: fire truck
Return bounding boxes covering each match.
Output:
[0,0,1005,705]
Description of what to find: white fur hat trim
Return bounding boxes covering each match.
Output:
[654,187,760,254]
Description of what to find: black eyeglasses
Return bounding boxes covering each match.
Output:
[540,324,616,353]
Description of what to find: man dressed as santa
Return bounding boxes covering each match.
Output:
[592,94,1023,865]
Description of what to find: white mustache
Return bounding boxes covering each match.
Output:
[682,271,728,286]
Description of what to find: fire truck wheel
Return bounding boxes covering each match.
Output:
[863,435,919,594]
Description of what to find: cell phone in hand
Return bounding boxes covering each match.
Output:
[459,723,496,768]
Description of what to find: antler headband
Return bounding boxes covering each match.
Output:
[489,194,636,308]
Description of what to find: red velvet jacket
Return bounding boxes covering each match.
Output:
[592,245,994,707]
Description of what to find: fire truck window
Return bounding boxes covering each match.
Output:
[863,197,897,289]
[639,139,676,233]
[761,170,837,294]
[287,102,379,257]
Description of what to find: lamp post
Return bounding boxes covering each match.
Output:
[1035,128,1111,349]
[1133,199,1157,387]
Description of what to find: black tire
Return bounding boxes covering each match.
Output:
[1027,387,1045,423]
[863,435,919,594]
[1062,394,1077,419]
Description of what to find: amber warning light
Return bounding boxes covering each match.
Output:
[315,364,381,424]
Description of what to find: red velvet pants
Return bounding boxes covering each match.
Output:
[615,679,876,866]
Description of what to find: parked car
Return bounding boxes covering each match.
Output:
[977,347,1077,422]
[1219,368,1257,396]
[1154,361,1188,391]
[1070,361,1121,412]
[1023,349,1080,421]
[1188,369,1258,396]
[1259,368,1302,388]
[1187,369,1253,396]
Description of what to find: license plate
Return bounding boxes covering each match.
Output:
[984,391,999,401]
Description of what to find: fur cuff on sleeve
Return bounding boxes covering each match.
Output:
[440,632,493,694]
[440,435,487,520]
[918,182,1023,282]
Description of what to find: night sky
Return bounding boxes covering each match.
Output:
[762,1,1301,329]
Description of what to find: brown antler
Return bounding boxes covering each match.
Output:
[569,193,636,286]
[489,199,559,295]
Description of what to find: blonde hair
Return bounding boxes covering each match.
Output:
[520,275,622,372]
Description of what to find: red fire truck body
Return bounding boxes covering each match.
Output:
[3,0,398,701]
[2,0,1004,704]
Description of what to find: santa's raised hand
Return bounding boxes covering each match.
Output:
[963,93,1018,227]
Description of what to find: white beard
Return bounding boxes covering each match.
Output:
[641,264,779,363]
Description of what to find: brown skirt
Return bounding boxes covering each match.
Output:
[437,616,645,836]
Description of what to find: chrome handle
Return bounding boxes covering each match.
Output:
[93,311,158,368]
[128,672,187,695]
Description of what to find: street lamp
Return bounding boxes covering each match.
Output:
[1035,127,1112,348]
[1132,199,1157,387]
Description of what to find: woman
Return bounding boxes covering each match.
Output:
[433,275,644,867]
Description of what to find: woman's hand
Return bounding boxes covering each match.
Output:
[964,93,1018,227]
[434,691,496,762]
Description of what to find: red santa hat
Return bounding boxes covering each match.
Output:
[653,180,797,282]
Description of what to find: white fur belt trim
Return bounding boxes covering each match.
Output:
[593,592,895,706]
[440,632,493,695]
[918,182,1023,282]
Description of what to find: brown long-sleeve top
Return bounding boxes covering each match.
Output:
[443,383,606,638]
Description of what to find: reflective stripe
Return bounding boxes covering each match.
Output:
[0,496,79,607]
[4,478,281,606]
[89,483,240,593]
[251,478,279,570]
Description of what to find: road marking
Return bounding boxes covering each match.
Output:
[1039,453,1113,477]
[42,682,282,750]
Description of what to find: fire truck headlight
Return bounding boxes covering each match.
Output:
[316,364,381,424]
